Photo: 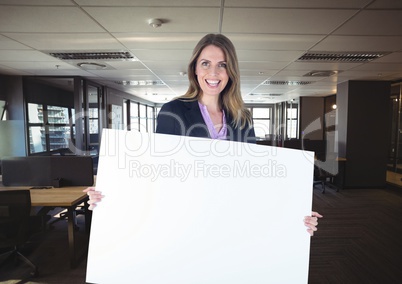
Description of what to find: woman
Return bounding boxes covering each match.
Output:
[155,33,255,143]
[84,33,322,236]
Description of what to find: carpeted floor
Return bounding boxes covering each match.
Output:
[0,208,88,284]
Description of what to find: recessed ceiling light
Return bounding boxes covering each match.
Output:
[77,62,107,70]
[304,70,339,77]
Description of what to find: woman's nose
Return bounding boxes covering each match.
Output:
[208,65,220,74]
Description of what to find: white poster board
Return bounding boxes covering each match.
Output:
[86,129,314,284]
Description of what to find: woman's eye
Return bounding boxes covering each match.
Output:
[201,61,210,68]
[218,63,227,68]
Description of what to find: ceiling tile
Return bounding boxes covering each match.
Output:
[0,50,58,61]
[237,50,303,62]
[368,0,402,9]
[227,34,325,51]
[375,52,402,63]
[238,61,288,70]
[0,61,76,70]
[0,0,73,5]
[114,33,205,49]
[103,61,148,70]
[131,49,193,62]
[225,0,369,8]
[142,61,189,74]
[0,35,32,50]
[222,8,357,34]
[76,0,219,7]
[87,69,156,78]
[311,35,402,52]
[83,7,221,33]
[334,10,402,36]
[351,62,402,72]
[4,33,127,51]
[0,7,104,32]
[283,61,362,72]
[0,64,31,75]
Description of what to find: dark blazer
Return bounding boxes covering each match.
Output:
[156,99,256,143]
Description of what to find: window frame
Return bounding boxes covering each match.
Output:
[249,105,274,139]
[127,101,156,133]
[26,103,74,155]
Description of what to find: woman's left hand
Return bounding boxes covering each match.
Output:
[304,211,323,236]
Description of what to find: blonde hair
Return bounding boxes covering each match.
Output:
[180,33,252,129]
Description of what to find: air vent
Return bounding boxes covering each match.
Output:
[114,80,165,86]
[304,70,339,77]
[48,51,137,61]
[297,52,388,62]
[262,80,313,86]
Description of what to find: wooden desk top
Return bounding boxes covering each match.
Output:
[0,186,88,207]
[30,187,88,207]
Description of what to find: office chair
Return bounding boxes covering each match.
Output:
[0,190,39,277]
[48,206,85,231]
[313,155,339,194]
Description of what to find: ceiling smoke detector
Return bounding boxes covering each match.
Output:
[148,18,163,28]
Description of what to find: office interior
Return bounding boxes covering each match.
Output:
[1,1,402,283]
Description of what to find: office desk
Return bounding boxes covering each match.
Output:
[0,185,91,268]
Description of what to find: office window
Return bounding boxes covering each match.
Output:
[129,102,155,133]
[130,102,139,131]
[286,107,298,139]
[27,103,73,154]
[147,106,155,132]
[0,100,6,120]
[123,101,127,130]
[139,104,147,132]
[88,107,98,134]
[252,107,272,139]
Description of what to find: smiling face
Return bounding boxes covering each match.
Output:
[195,45,229,102]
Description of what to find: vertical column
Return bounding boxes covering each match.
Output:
[0,76,27,157]
[337,80,390,188]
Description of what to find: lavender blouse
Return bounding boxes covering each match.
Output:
[198,101,227,140]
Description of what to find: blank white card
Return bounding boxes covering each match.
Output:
[86,129,314,284]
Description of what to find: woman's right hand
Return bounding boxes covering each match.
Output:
[83,187,104,210]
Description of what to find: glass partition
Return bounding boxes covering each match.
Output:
[24,76,76,154]
[24,76,104,155]
[389,83,402,173]
[86,84,102,155]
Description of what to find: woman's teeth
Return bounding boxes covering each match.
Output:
[206,80,219,87]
